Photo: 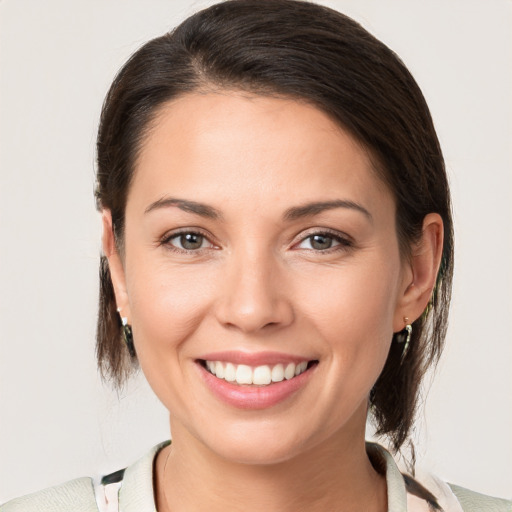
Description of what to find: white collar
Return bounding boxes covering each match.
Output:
[114,440,460,512]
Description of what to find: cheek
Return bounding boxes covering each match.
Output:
[295,254,400,377]
[289,257,400,436]
[123,257,216,400]
[127,258,217,341]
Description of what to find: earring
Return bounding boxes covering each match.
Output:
[117,307,136,358]
[395,316,412,362]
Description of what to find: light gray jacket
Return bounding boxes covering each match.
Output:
[2,442,510,512]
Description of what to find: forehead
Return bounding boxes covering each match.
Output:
[129,92,393,218]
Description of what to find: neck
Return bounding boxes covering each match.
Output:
[155,418,387,512]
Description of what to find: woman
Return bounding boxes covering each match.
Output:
[2,1,510,511]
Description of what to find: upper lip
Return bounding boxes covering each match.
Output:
[198,351,315,366]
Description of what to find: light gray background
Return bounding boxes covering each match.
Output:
[1,0,511,502]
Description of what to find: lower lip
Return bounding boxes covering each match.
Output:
[197,362,316,410]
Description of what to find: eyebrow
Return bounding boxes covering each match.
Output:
[283,200,372,222]
[145,197,223,220]
[144,197,372,222]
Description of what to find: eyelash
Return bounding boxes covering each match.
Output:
[159,228,353,254]
[160,229,217,254]
[294,229,353,253]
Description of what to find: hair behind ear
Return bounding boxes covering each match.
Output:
[96,255,137,386]
[370,323,422,462]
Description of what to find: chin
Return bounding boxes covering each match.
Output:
[214,438,305,466]
[195,418,318,466]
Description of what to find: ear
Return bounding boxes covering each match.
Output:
[393,213,444,331]
[102,210,131,321]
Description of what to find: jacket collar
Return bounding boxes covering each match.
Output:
[118,441,408,512]
[119,441,169,512]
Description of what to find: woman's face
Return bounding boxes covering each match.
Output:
[110,92,413,464]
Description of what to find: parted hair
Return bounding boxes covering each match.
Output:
[95,0,453,454]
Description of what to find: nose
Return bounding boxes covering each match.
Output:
[214,250,294,334]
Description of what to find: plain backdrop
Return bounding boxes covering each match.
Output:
[0,0,511,502]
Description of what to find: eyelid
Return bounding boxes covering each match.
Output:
[159,227,219,252]
[158,226,353,253]
[291,228,354,250]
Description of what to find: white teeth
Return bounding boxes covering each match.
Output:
[253,365,272,385]
[284,363,296,380]
[235,364,253,385]
[215,361,225,379]
[271,364,284,382]
[295,361,307,375]
[204,360,311,386]
[225,362,236,382]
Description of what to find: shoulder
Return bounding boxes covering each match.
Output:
[448,483,512,512]
[1,477,98,512]
[1,441,168,512]
[410,468,511,512]
[367,442,511,512]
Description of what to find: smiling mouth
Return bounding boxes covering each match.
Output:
[199,360,319,386]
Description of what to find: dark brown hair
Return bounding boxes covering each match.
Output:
[95,0,454,454]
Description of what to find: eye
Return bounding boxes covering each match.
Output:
[295,231,352,251]
[162,231,215,252]
[175,232,205,250]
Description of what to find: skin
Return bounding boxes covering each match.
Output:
[103,92,443,512]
